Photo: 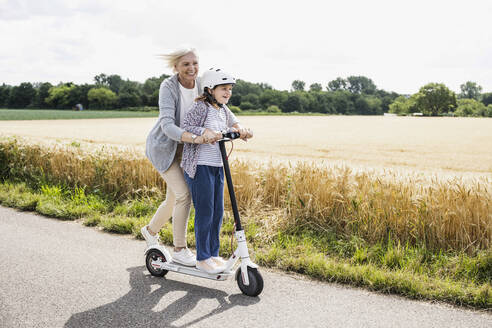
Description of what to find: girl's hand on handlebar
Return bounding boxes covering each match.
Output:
[237,127,253,141]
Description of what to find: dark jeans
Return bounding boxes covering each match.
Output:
[184,165,224,261]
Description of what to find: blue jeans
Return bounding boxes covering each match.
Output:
[184,165,224,261]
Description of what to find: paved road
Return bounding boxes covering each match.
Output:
[0,206,490,328]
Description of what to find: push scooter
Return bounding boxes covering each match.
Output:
[144,132,264,297]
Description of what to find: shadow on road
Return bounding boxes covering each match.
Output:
[64,266,259,327]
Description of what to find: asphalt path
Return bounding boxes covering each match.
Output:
[0,206,490,328]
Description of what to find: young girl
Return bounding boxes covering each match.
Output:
[181,68,253,274]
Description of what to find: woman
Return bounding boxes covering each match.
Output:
[142,48,221,266]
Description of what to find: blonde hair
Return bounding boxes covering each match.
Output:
[158,47,198,73]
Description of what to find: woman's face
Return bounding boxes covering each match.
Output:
[175,52,199,85]
[211,84,233,105]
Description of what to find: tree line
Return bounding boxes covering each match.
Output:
[1,74,491,117]
[0,73,169,110]
[389,82,492,117]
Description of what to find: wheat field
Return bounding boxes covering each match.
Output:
[1,115,491,178]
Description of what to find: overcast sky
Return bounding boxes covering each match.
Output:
[1,0,491,94]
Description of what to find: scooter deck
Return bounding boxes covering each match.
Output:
[158,261,235,281]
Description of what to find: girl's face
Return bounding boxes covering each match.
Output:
[175,52,199,86]
[211,84,233,105]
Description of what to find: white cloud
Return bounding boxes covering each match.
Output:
[1,0,491,93]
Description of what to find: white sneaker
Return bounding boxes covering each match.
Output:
[140,225,159,247]
[211,256,227,267]
[172,248,196,267]
[196,258,225,274]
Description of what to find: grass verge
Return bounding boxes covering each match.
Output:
[0,179,490,309]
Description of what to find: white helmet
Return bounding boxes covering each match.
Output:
[201,68,236,92]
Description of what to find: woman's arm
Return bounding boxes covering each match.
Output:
[158,82,185,142]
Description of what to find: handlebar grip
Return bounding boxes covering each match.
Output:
[222,131,241,140]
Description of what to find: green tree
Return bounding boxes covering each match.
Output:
[233,79,263,96]
[365,95,383,115]
[142,74,168,106]
[94,73,110,87]
[480,92,492,106]
[117,80,143,108]
[68,84,93,109]
[0,84,12,107]
[389,96,408,115]
[413,83,457,116]
[45,84,75,109]
[241,94,260,108]
[32,82,53,108]
[306,91,331,113]
[346,76,377,94]
[459,81,482,100]
[8,82,36,108]
[389,96,416,115]
[106,74,124,94]
[291,80,305,91]
[486,104,492,117]
[327,77,347,91]
[330,90,354,114]
[88,87,117,109]
[282,93,303,112]
[259,89,288,110]
[376,90,400,113]
[309,83,322,92]
[455,99,486,117]
[353,94,382,115]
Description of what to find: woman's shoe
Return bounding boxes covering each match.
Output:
[196,258,226,274]
[140,225,159,247]
[171,248,196,266]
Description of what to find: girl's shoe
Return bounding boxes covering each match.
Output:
[211,256,227,267]
[196,258,226,274]
[140,225,159,247]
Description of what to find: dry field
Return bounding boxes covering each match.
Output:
[1,115,491,178]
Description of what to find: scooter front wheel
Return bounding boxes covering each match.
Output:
[145,249,168,277]
[236,267,263,297]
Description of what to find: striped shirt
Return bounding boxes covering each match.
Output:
[197,106,228,167]
[181,100,239,178]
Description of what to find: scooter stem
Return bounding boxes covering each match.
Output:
[219,139,243,231]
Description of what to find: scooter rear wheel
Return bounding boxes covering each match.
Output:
[236,267,263,297]
[146,249,168,277]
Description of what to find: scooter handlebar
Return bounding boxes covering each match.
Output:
[221,131,241,140]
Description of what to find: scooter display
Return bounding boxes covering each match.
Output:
[144,132,264,297]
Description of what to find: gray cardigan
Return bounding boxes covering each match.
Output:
[145,74,202,173]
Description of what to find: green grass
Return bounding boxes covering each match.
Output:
[0,179,490,309]
[235,110,329,116]
[0,108,332,120]
[0,109,158,120]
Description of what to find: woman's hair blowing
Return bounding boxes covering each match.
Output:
[158,47,198,72]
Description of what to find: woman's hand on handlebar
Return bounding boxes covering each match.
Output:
[201,129,222,144]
